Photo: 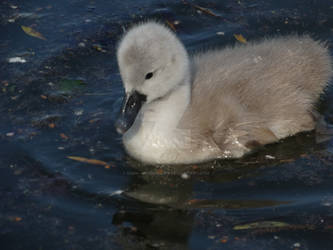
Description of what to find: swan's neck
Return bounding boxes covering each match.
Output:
[142,82,191,132]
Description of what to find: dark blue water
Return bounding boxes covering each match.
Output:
[1,0,333,249]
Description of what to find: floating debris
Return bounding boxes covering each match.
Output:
[234,34,247,44]
[182,0,230,22]
[48,123,56,128]
[181,172,190,179]
[21,25,47,40]
[192,4,219,17]
[74,109,84,116]
[32,114,63,128]
[6,132,15,137]
[60,133,69,140]
[14,217,22,222]
[7,57,26,63]
[110,190,123,196]
[220,236,228,243]
[92,44,107,53]
[166,20,177,32]
[233,221,290,230]
[67,156,113,169]
[265,154,276,160]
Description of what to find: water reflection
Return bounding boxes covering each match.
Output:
[113,209,194,248]
[121,132,317,209]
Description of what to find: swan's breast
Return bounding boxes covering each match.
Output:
[123,124,220,164]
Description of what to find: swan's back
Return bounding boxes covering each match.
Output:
[181,36,332,146]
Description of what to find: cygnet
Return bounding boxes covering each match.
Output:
[115,21,332,164]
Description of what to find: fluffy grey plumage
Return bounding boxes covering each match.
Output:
[116,21,333,164]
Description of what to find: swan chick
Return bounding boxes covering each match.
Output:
[116,21,333,164]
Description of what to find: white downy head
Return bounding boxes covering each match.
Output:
[117,21,191,103]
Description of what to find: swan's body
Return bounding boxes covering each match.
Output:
[116,22,332,164]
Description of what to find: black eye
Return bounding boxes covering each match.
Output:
[145,72,153,80]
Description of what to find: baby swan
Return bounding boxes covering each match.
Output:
[116,21,332,165]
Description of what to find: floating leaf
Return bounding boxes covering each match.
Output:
[234,34,247,44]
[21,25,46,40]
[233,221,290,230]
[67,156,112,168]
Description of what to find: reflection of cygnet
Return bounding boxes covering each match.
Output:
[115,21,333,164]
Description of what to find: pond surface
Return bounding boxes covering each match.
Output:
[1,0,333,249]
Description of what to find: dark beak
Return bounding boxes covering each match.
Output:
[115,90,147,134]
